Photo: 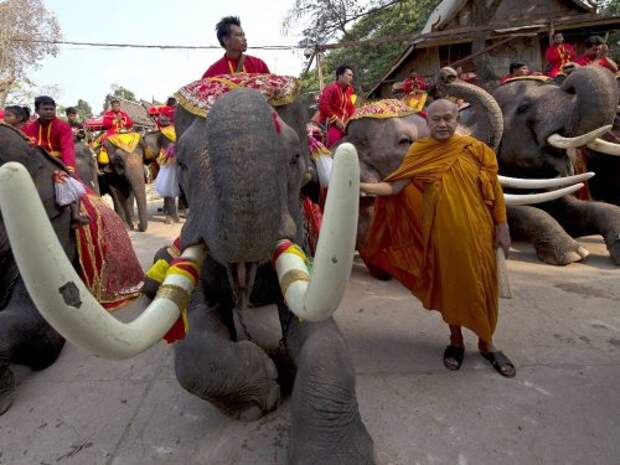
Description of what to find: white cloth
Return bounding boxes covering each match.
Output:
[55,176,86,206]
[155,163,180,197]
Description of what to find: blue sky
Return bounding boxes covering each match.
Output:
[29,0,307,113]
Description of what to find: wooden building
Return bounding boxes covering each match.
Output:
[368,0,620,98]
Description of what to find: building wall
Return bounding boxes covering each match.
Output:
[376,47,441,98]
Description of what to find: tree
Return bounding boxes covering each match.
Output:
[75,99,93,118]
[111,84,137,102]
[0,0,61,106]
[597,1,620,63]
[292,0,440,95]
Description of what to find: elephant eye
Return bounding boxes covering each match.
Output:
[516,103,530,114]
[399,136,413,145]
[290,153,300,165]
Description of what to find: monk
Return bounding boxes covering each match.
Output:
[318,64,356,147]
[202,16,270,78]
[360,99,516,377]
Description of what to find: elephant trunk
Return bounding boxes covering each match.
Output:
[436,67,504,150]
[562,66,619,136]
[126,154,148,232]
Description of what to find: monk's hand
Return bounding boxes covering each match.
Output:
[495,222,511,257]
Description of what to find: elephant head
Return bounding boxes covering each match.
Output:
[491,66,619,177]
[0,88,360,359]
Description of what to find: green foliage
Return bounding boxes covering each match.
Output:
[111,84,137,102]
[75,99,93,118]
[599,0,620,16]
[598,1,620,63]
[296,0,440,95]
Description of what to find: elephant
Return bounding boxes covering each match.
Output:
[142,129,182,224]
[98,136,148,232]
[1,88,374,464]
[74,137,100,194]
[481,66,620,265]
[0,124,69,415]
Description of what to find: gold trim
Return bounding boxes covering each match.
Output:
[157,284,191,311]
[279,269,310,296]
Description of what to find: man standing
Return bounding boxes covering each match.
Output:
[545,32,576,78]
[360,99,516,377]
[575,35,618,73]
[23,96,77,173]
[102,98,133,135]
[202,16,270,78]
[318,65,356,148]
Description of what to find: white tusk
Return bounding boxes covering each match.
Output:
[504,183,585,206]
[498,172,594,188]
[0,162,205,360]
[587,138,620,156]
[547,125,612,149]
[273,143,359,321]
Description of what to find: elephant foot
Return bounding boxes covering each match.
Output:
[164,216,172,225]
[177,340,280,422]
[290,412,375,465]
[605,231,620,265]
[0,366,15,416]
[534,238,589,266]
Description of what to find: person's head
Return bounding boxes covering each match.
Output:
[336,65,353,87]
[553,32,564,45]
[166,97,177,107]
[34,96,56,121]
[65,106,78,122]
[584,35,604,56]
[426,99,459,141]
[216,16,246,53]
[509,62,529,76]
[3,105,30,127]
[110,98,121,112]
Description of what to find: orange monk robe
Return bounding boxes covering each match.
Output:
[361,135,507,342]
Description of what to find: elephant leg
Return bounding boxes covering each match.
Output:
[279,303,375,465]
[507,205,588,265]
[163,197,178,224]
[0,280,65,415]
[542,196,620,265]
[174,286,280,421]
[109,186,132,229]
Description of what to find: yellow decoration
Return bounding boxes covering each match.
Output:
[404,92,428,112]
[107,132,141,153]
[98,149,110,165]
[145,258,171,284]
[351,94,358,105]
[161,125,176,142]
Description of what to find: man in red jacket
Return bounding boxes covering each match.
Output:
[102,98,133,136]
[318,65,356,148]
[545,32,576,78]
[202,16,270,78]
[575,35,618,73]
[23,96,77,173]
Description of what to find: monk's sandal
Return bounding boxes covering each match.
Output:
[443,345,465,371]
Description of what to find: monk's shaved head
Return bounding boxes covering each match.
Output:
[427,98,459,141]
[427,98,458,117]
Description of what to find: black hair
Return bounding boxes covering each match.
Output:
[34,95,55,110]
[4,105,30,123]
[216,16,241,47]
[166,97,177,106]
[336,64,352,78]
[110,97,120,104]
[509,62,526,74]
[585,35,604,49]
[65,106,78,116]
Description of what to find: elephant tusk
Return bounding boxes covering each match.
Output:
[273,143,359,321]
[504,183,585,206]
[498,172,595,188]
[0,162,206,360]
[587,137,620,156]
[547,125,612,149]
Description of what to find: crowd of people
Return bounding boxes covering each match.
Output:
[2,15,618,379]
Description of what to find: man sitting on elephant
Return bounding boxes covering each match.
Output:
[202,16,270,78]
[360,99,516,378]
[575,35,618,73]
[102,98,133,136]
[319,64,356,148]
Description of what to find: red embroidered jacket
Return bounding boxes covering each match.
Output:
[318,82,355,126]
[102,110,133,135]
[22,117,76,172]
[575,53,618,72]
[202,54,270,78]
[545,44,576,77]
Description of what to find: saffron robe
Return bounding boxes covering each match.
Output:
[545,43,576,77]
[202,54,270,78]
[361,135,507,342]
[22,117,77,172]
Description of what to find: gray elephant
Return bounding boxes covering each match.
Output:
[74,137,100,194]
[0,124,69,415]
[484,66,620,265]
[2,88,374,465]
[98,137,148,232]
